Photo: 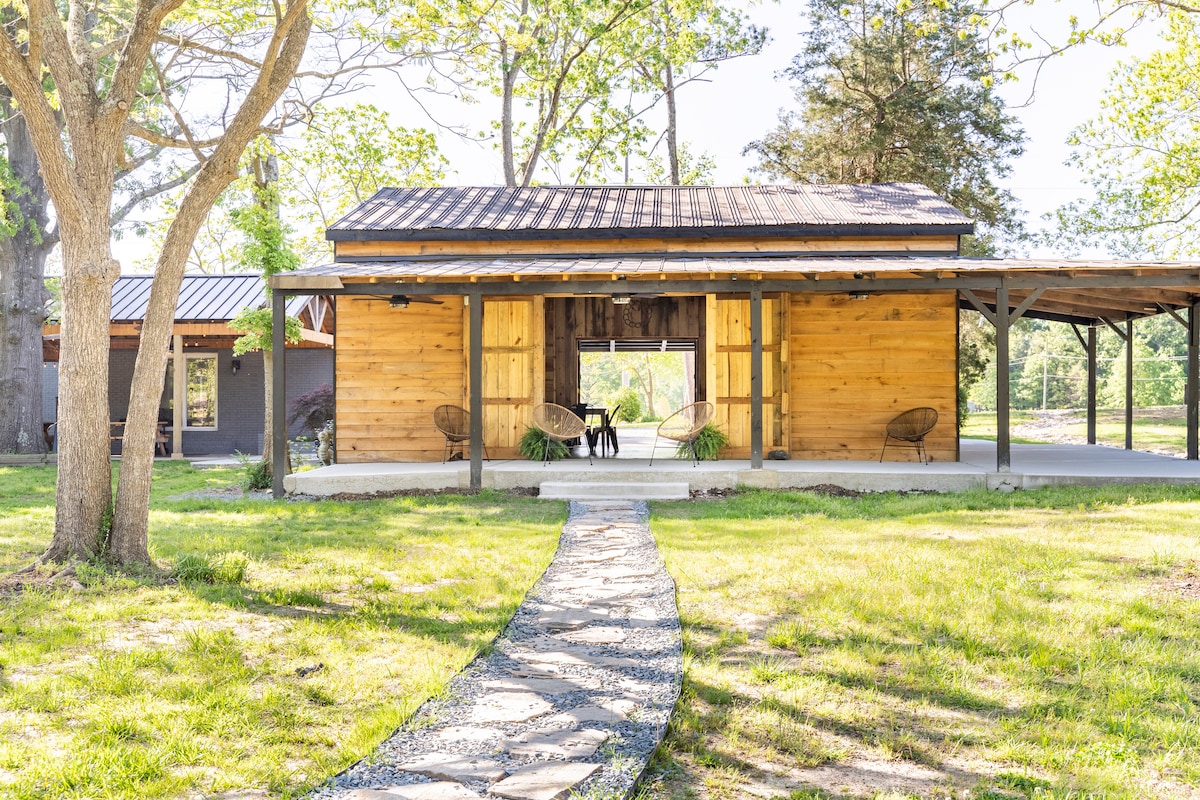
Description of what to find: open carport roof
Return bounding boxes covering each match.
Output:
[272,255,1200,326]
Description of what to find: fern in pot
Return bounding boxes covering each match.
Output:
[679,423,729,461]
[519,425,569,461]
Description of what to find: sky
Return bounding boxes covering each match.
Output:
[389,0,1164,258]
[112,1,1168,269]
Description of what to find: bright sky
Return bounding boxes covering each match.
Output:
[111,1,1166,269]
[397,1,1164,258]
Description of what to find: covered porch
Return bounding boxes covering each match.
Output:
[283,439,1200,497]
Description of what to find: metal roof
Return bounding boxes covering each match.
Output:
[326,184,974,241]
[111,274,308,322]
[286,255,1200,282]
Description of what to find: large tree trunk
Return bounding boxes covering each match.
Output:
[43,229,118,563]
[0,102,54,455]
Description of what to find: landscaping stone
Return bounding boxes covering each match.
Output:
[398,754,508,784]
[309,501,681,800]
[486,763,602,800]
[503,729,609,760]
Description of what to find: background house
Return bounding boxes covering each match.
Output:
[43,274,334,456]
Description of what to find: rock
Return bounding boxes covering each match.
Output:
[503,728,608,760]
[768,449,790,460]
[487,763,602,800]
[346,785,483,799]
[468,692,554,724]
[398,754,508,784]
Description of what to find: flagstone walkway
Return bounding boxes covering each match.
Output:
[312,500,682,800]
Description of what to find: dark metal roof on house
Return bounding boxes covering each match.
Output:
[326,184,974,241]
[110,274,307,322]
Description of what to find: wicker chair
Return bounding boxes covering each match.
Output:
[433,405,489,463]
[532,403,591,466]
[651,401,714,467]
[879,407,939,464]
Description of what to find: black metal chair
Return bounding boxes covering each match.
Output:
[433,405,489,463]
[598,403,621,455]
[880,407,939,464]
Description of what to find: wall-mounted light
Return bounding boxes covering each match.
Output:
[389,295,411,309]
[848,292,869,301]
[612,293,631,305]
[230,358,241,376]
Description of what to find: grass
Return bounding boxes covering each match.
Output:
[644,487,1200,800]
[962,406,1189,454]
[0,462,563,800]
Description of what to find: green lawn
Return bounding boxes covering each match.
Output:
[0,463,563,800]
[962,407,1189,454]
[645,488,1200,800]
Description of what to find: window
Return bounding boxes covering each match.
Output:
[162,353,219,430]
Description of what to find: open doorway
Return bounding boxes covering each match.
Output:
[577,339,698,458]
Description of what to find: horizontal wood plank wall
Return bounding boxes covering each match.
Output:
[544,296,706,406]
[336,235,960,259]
[470,296,544,459]
[335,296,464,462]
[789,292,957,461]
[705,295,787,458]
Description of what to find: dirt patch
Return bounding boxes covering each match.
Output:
[802,483,865,498]
[689,487,742,500]
[1160,563,1200,600]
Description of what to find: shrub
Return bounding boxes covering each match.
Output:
[173,551,250,584]
[679,422,729,461]
[518,426,569,461]
[289,383,334,432]
[237,452,272,491]
[609,387,643,423]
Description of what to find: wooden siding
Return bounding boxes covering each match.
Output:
[335,296,464,462]
[335,234,960,260]
[470,296,545,458]
[544,296,706,406]
[789,292,957,461]
[705,295,788,458]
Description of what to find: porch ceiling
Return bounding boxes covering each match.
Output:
[272,255,1200,325]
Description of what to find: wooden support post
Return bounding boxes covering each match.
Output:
[1125,318,1133,450]
[469,291,483,491]
[171,332,184,460]
[750,285,763,469]
[1188,303,1199,460]
[1087,326,1097,445]
[996,287,1011,473]
[271,291,287,499]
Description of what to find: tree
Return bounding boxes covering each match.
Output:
[1053,13,1200,259]
[628,0,764,184]
[745,0,1026,255]
[0,1,314,567]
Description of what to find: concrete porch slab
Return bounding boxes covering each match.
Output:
[538,481,690,500]
[283,440,1200,498]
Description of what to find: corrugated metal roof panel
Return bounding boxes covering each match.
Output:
[109,274,308,322]
[326,184,972,238]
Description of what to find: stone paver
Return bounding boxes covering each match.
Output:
[310,501,681,800]
[486,763,602,800]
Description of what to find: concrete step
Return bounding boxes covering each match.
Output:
[538,481,690,501]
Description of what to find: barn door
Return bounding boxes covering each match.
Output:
[705,294,788,458]
[468,296,545,458]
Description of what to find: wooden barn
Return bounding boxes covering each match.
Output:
[269,184,1200,494]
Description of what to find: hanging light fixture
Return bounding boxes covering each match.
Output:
[389,295,411,309]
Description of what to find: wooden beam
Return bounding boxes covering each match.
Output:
[1189,304,1198,460]
[1010,288,1045,322]
[1125,318,1134,451]
[469,291,483,490]
[298,329,335,346]
[959,289,997,326]
[996,287,1011,473]
[272,292,287,499]
[1088,326,1098,445]
[750,285,763,470]
[271,274,344,291]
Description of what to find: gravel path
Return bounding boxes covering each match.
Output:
[310,500,681,800]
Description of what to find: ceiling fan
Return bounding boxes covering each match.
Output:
[388,294,444,309]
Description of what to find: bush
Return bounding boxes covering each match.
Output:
[173,551,250,584]
[289,383,334,432]
[609,387,643,423]
[237,452,272,490]
[518,426,569,461]
[679,422,729,461]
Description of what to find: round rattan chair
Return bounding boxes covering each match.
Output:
[879,407,938,464]
[532,403,591,466]
[651,401,714,467]
[433,405,490,463]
